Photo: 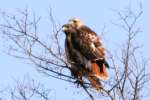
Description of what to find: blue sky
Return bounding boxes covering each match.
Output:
[0,0,149,100]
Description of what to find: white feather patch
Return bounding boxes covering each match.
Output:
[91,43,96,51]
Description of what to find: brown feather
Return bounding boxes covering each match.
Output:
[88,75,101,91]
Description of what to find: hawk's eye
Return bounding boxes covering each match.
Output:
[73,20,77,23]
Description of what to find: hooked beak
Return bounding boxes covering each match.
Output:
[62,24,68,32]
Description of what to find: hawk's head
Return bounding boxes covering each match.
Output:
[68,18,84,28]
[62,24,75,35]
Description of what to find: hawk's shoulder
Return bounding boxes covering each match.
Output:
[78,25,97,36]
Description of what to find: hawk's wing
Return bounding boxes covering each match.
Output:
[72,25,105,61]
[71,25,109,82]
[65,33,89,79]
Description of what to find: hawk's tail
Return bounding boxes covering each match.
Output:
[91,60,109,80]
[88,75,102,91]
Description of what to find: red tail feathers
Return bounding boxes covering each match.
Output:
[87,62,108,91]
[91,62,108,80]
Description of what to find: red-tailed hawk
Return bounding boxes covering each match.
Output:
[62,18,109,90]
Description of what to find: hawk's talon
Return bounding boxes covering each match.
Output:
[74,79,83,87]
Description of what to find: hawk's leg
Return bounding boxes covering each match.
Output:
[73,63,85,87]
[74,76,83,87]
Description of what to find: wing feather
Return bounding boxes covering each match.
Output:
[72,25,105,60]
